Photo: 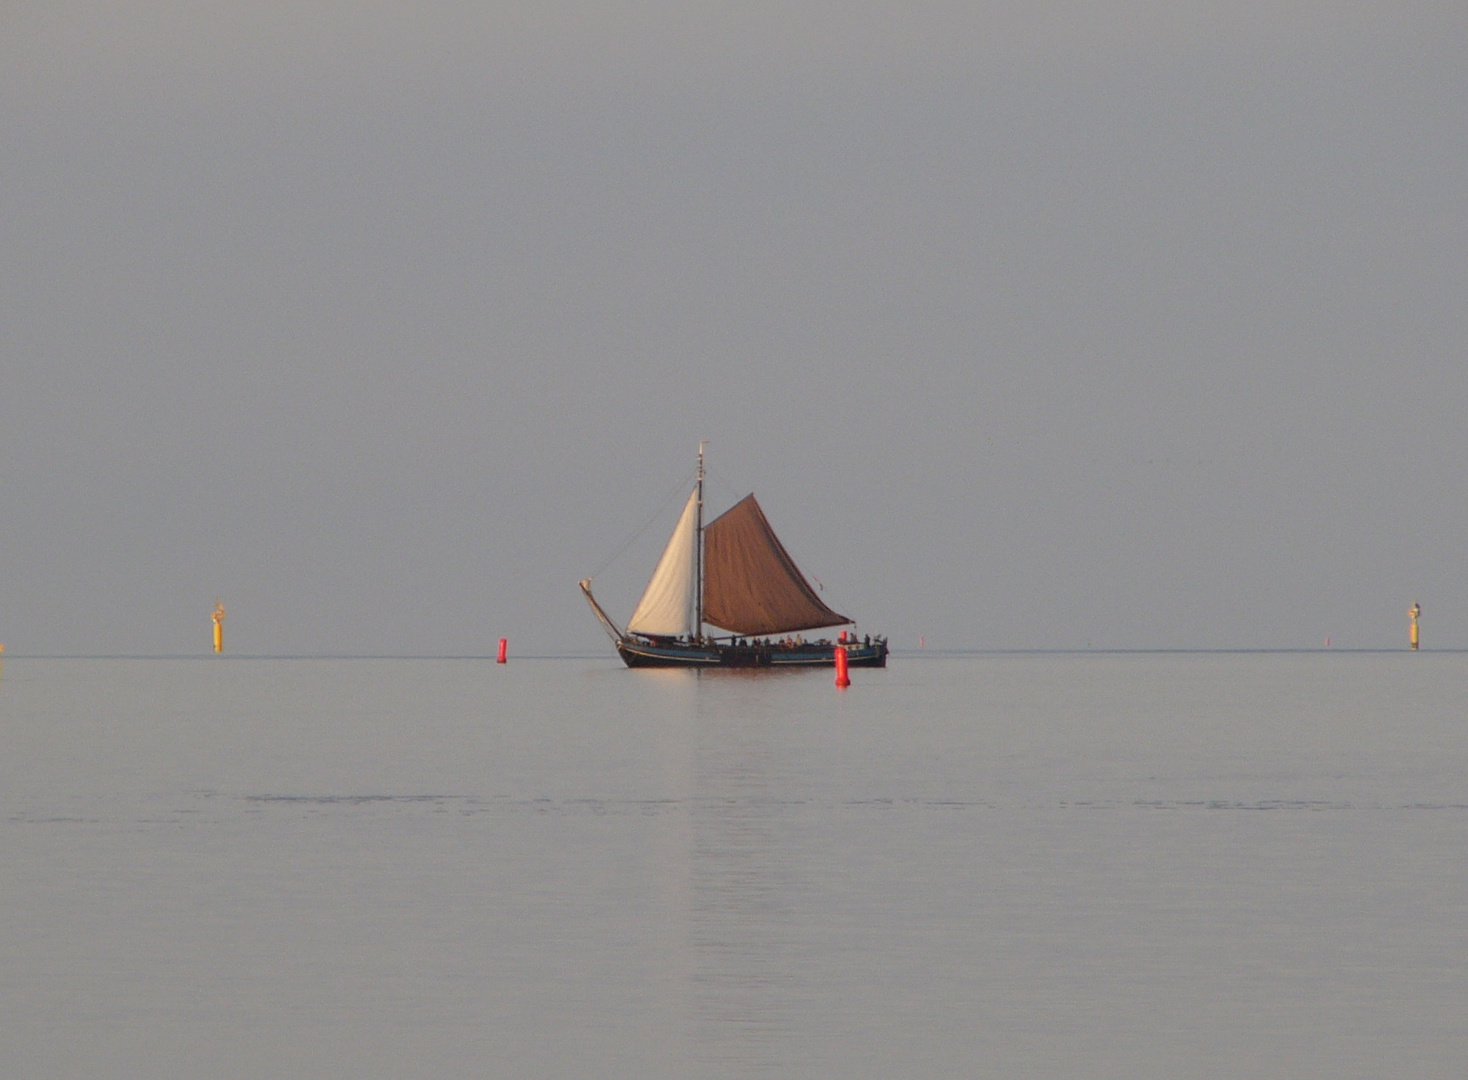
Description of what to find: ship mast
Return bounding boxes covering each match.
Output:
[695,440,705,641]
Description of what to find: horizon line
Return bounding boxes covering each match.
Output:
[0,648,1461,660]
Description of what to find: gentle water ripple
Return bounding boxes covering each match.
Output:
[11,791,1468,828]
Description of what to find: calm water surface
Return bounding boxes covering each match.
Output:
[2,654,1466,1078]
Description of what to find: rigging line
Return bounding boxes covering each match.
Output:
[699,464,746,516]
[585,467,697,582]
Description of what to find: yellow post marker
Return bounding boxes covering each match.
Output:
[1408,602,1420,650]
[212,601,226,653]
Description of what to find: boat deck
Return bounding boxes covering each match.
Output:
[616,638,888,669]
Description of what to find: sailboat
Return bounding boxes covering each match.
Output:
[580,446,888,668]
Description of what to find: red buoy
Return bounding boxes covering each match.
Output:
[834,645,850,688]
[497,638,508,664]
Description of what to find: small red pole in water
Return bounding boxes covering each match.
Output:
[497,638,508,664]
[834,644,850,688]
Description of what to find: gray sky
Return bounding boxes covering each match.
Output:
[2,2,1466,654]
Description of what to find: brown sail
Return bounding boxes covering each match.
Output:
[702,494,850,636]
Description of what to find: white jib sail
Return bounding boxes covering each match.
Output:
[627,488,699,638]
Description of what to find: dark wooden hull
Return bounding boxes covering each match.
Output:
[616,638,888,669]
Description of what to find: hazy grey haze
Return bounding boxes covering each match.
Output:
[2,2,1465,654]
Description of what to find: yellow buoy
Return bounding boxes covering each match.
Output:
[212,601,226,653]
[1408,602,1420,651]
